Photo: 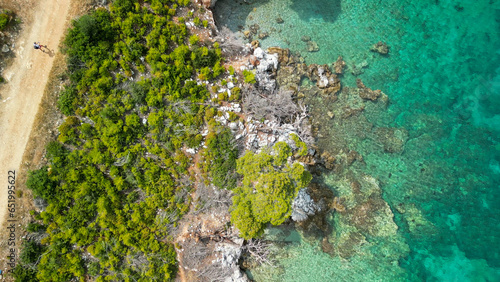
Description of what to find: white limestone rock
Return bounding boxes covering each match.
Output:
[291,188,321,222]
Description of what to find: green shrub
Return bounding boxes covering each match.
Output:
[0,11,11,30]
[243,70,256,84]
[189,34,199,45]
[193,17,201,26]
[217,92,227,101]
[229,87,241,101]
[24,0,227,280]
[26,167,57,200]
[19,240,46,265]
[230,142,312,239]
[12,264,38,282]
[27,222,46,233]
[192,46,219,69]
[57,86,78,115]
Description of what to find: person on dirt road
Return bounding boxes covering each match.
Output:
[33,42,46,52]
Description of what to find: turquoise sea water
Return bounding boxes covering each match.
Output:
[215,0,500,281]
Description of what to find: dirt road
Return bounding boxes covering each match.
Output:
[0,0,70,226]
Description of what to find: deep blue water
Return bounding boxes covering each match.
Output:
[215,0,500,280]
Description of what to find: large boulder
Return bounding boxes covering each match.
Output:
[253,47,278,91]
[291,188,321,222]
[2,44,9,53]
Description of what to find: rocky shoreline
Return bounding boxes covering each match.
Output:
[175,1,418,280]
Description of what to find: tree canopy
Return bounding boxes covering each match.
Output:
[231,139,311,239]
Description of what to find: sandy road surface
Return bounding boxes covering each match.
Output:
[0,0,70,226]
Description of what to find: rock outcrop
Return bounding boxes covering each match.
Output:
[373,127,409,153]
[307,64,341,96]
[356,78,381,101]
[291,188,321,222]
[370,41,389,55]
[333,56,345,74]
[215,241,250,282]
[307,41,320,52]
[252,47,278,91]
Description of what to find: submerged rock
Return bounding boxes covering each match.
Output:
[370,41,389,55]
[356,78,382,101]
[373,127,409,153]
[333,56,346,74]
[307,41,320,52]
[351,60,369,76]
[258,32,269,40]
[2,44,9,53]
[301,35,311,42]
[249,23,260,35]
[251,40,260,49]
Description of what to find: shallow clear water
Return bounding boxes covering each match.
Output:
[215,0,500,280]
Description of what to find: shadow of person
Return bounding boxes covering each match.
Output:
[42,47,55,57]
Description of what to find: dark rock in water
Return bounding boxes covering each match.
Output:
[258,32,269,40]
[320,151,336,170]
[301,35,311,42]
[370,41,389,55]
[267,46,290,65]
[276,16,284,24]
[249,23,260,35]
[307,41,320,52]
[251,40,260,49]
[307,64,341,95]
[356,79,382,101]
[321,237,335,256]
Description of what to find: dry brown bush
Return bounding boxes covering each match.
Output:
[214,26,247,57]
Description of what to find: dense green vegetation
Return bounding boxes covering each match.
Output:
[231,138,311,239]
[15,0,312,280]
[0,9,14,30]
[15,0,231,280]
[199,124,239,190]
